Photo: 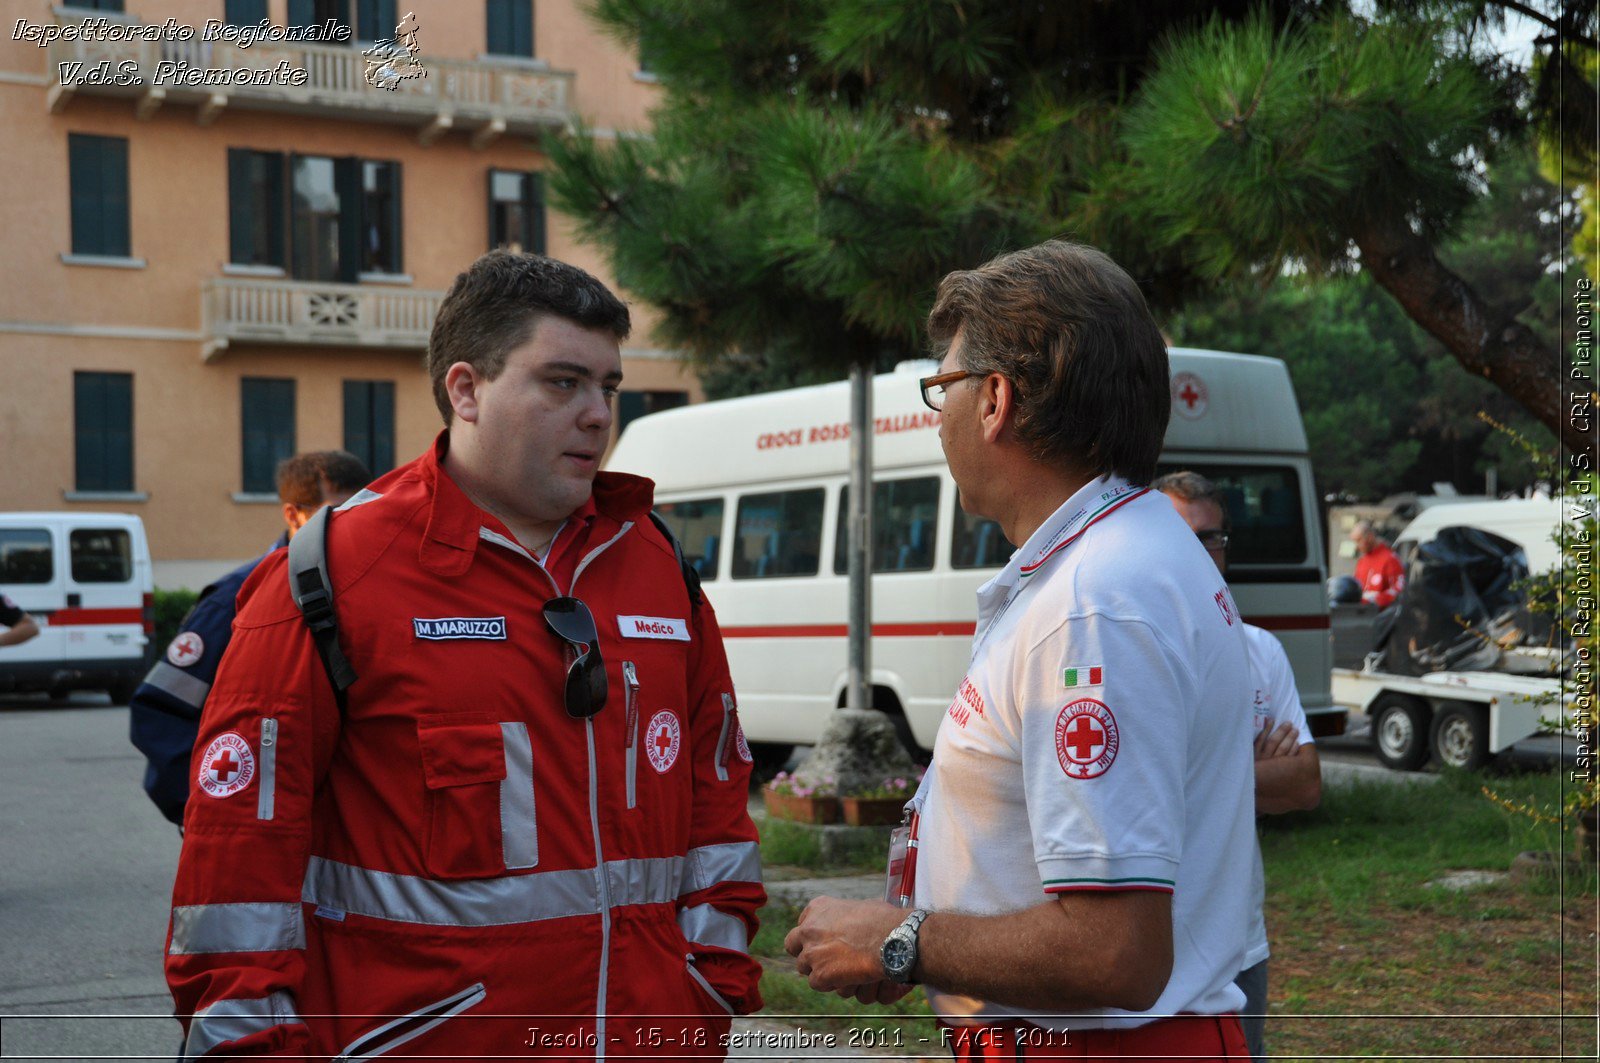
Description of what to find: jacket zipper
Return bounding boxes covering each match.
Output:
[333,982,486,1061]
[570,520,633,1061]
[257,717,278,821]
[623,661,639,809]
[713,693,735,783]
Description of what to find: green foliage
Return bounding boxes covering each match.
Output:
[152,588,198,654]
[1123,11,1498,278]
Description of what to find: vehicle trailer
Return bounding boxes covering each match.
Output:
[1332,664,1562,771]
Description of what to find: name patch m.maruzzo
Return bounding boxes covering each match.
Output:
[413,616,508,640]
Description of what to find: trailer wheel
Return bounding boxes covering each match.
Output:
[1431,703,1490,771]
[1370,694,1431,772]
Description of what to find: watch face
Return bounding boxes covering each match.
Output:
[883,934,912,975]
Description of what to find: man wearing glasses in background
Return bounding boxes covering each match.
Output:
[1153,470,1322,1063]
[787,241,1257,1060]
[164,252,764,1058]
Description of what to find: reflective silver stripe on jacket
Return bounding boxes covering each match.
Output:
[681,841,762,894]
[678,902,749,953]
[143,661,210,709]
[181,989,304,1059]
[499,722,537,869]
[302,855,685,928]
[169,902,306,956]
[713,694,735,783]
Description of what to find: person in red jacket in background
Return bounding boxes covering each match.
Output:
[1350,520,1406,608]
[164,251,764,1059]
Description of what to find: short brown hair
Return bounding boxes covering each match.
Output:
[1151,471,1229,529]
[928,241,1170,484]
[276,450,372,509]
[425,251,632,423]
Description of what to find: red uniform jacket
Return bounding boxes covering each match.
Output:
[1355,543,1406,609]
[166,439,764,1058]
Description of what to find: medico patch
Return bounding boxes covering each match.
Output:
[1054,699,1119,780]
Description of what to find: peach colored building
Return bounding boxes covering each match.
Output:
[0,0,700,588]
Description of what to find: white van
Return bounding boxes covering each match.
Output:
[1393,497,1567,574]
[608,348,1333,762]
[0,513,154,701]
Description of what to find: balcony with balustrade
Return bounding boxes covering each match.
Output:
[45,15,573,146]
[201,277,443,358]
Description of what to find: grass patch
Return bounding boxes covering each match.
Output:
[1256,769,1596,1059]
[757,813,889,872]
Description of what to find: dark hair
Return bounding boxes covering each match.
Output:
[425,251,632,423]
[1151,470,1229,530]
[276,450,372,509]
[927,240,1170,484]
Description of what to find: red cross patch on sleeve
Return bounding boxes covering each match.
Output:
[1054,699,1120,779]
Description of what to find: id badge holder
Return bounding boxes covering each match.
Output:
[884,809,920,908]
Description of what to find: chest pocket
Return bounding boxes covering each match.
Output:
[418,715,537,878]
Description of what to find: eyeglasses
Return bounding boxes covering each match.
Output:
[919,369,975,412]
[1196,530,1230,550]
[542,596,608,718]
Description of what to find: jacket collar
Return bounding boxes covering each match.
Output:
[417,430,657,576]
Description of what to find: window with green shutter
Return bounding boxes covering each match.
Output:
[488,170,544,255]
[68,134,130,258]
[225,0,268,25]
[73,372,134,492]
[241,378,296,494]
[343,380,395,475]
[486,0,533,57]
[228,148,286,268]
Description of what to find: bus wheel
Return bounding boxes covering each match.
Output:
[1431,703,1490,772]
[747,743,794,782]
[1370,694,1430,772]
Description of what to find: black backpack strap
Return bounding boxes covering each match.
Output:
[287,505,358,707]
[648,510,703,611]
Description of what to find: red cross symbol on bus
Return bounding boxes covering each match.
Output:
[1064,716,1105,761]
[1178,383,1201,409]
[210,748,240,782]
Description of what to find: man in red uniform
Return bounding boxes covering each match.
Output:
[165,252,764,1058]
[1350,520,1406,608]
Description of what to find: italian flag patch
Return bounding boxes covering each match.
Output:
[1062,666,1104,688]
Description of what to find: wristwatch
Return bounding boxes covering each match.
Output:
[880,908,930,984]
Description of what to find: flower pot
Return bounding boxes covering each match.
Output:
[840,796,906,827]
[763,787,840,824]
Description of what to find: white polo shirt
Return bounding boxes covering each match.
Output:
[1241,623,1315,969]
[915,475,1257,1029]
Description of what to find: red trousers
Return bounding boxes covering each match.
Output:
[942,1014,1249,1060]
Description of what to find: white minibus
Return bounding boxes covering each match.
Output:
[0,512,154,702]
[608,349,1334,765]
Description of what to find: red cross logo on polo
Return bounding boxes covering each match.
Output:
[1054,698,1120,779]
[646,710,681,773]
[1215,588,1236,626]
[167,631,205,668]
[1170,371,1208,420]
[197,732,255,798]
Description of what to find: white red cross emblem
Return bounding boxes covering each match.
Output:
[735,722,753,763]
[1054,698,1119,779]
[1171,372,1209,420]
[1215,588,1236,626]
[646,710,682,774]
[197,731,255,798]
[167,631,205,668]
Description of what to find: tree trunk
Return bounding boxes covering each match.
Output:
[846,359,873,713]
[1351,218,1595,462]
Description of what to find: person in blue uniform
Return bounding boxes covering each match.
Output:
[129,450,371,826]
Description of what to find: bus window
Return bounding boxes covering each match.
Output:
[70,528,133,583]
[833,477,941,575]
[732,488,825,579]
[1154,464,1307,565]
[0,528,53,583]
[951,509,1016,570]
[656,498,725,581]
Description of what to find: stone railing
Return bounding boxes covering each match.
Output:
[46,19,573,140]
[202,277,443,357]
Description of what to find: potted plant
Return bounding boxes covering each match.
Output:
[763,771,841,824]
[841,771,921,827]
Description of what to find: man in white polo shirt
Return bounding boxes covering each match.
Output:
[1154,470,1322,1063]
[785,241,1256,1059]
